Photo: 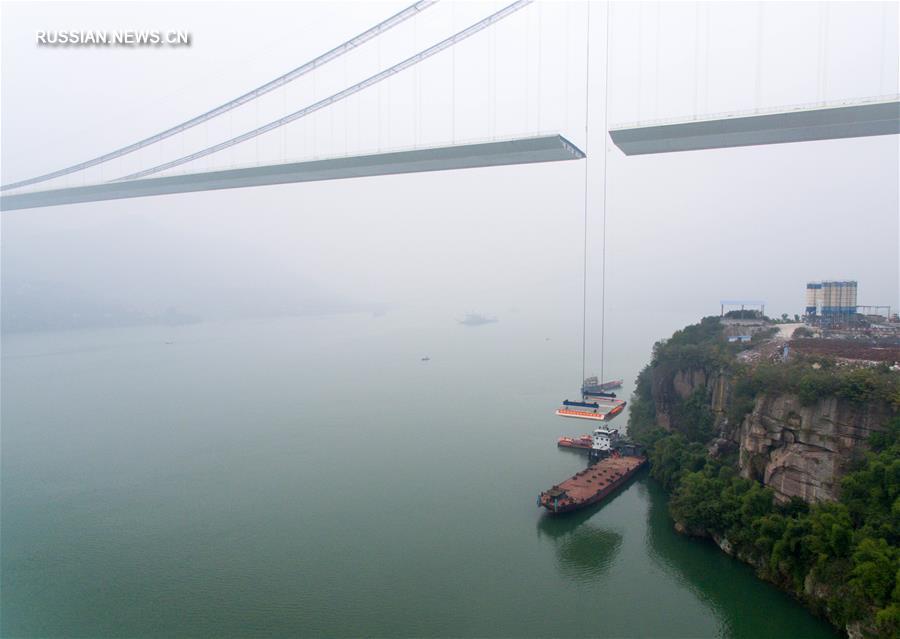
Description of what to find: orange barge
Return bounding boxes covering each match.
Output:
[557,434,592,450]
[555,397,626,421]
[538,454,646,514]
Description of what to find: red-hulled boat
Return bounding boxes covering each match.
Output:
[557,434,592,450]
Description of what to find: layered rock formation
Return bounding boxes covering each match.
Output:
[730,394,891,502]
[650,364,892,504]
[652,367,729,431]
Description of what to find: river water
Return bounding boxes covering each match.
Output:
[1,312,839,637]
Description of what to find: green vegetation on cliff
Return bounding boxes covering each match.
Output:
[629,318,900,445]
[627,317,900,637]
[628,315,731,444]
[734,360,900,409]
[645,422,899,637]
[651,315,732,371]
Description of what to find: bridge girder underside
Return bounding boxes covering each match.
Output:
[609,99,900,156]
[1,135,584,212]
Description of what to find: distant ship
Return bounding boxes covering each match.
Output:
[421,356,431,361]
[458,313,498,326]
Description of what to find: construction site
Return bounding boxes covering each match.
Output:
[720,280,900,368]
[804,280,896,328]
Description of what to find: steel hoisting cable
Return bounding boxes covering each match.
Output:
[581,1,591,386]
[693,3,700,118]
[654,2,660,119]
[117,0,533,181]
[599,0,611,386]
[821,2,830,104]
[817,2,829,105]
[537,1,542,132]
[525,5,530,133]
[0,0,438,192]
[489,14,495,139]
[879,2,887,95]
[565,1,570,134]
[451,1,456,143]
[637,2,643,123]
[754,2,764,111]
[705,3,710,113]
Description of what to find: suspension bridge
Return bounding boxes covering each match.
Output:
[1,0,898,212]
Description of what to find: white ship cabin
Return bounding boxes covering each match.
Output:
[591,427,619,451]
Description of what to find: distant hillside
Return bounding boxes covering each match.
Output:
[1,216,377,333]
[1,280,199,333]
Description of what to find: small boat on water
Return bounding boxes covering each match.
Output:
[557,434,593,449]
[421,356,431,361]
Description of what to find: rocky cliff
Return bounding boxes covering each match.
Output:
[731,393,892,503]
[648,363,893,504]
[652,366,730,430]
[631,319,900,638]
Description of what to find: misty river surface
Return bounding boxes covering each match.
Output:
[2,313,840,638]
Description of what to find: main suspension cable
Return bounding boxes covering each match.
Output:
[117,0,533,182]
[1,0,438,192]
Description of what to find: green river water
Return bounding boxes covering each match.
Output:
[1,313,840,637]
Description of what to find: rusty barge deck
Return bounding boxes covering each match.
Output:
[538,455,647,514]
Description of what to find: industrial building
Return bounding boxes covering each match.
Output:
[805,281,858,320]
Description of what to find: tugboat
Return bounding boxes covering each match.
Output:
[587,425,620,463]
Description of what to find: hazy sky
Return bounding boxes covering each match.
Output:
[2,1,898,363]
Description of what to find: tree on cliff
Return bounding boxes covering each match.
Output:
[652,417,900,638]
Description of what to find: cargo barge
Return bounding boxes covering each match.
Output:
[538,454,646,514]
[539,426,646,514]
[582,376,623,394]
[555,397,626,421]
[583,389,617,400]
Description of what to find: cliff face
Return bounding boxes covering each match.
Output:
[650,364,891,504]
[637,321,900,638]
[730,393,891,503]
[652,367,730,430]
